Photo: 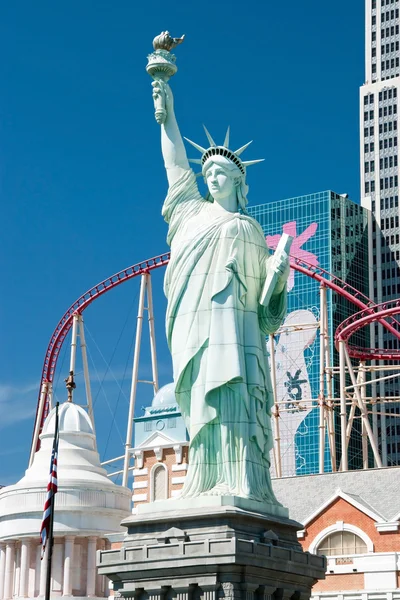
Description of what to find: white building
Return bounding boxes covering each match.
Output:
[360,0,400,466]
[0,402,131,600]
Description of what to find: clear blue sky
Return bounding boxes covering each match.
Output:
[0,0,365,485]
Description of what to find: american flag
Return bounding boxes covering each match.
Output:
[40,404,59,559]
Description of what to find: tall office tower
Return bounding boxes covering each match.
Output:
[361,0,400,466]
[249,191,369,476]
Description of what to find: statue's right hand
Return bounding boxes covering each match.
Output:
[151,80,174,116]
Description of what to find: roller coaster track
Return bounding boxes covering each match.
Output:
[30,251,400,456]
[336,298,400,360]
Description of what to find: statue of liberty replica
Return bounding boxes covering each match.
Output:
[98,33,326,599]
[148,32,290,507]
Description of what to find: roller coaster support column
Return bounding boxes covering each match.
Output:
[146,273,159,395]
[269,333,282,478]
[319,285,327,474]
[344,346,382,468]
[360,363,369,469]
[29,381,51,467]
[78,315,96,443]
[339,340,348,471]
[344,370,361,459]
[323,289,336,471]
[69,314,79,377]
[122,273,152,488]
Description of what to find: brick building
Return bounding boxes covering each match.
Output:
[273,468,400,600]
[131,382,188,509]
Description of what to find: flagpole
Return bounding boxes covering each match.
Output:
[45,402,59,600]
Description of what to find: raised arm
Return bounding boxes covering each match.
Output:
[152,80,190,186]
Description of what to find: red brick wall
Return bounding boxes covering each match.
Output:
[313,573,364,592]
[133,445,188,506]
[302,497,400,553]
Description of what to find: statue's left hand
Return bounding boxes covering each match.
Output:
[270,251,290,295]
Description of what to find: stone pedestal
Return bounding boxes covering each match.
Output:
[97,499,326,600]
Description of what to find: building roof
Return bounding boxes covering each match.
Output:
[272,466,400,525]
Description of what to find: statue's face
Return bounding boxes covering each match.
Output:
[205,164,236,202]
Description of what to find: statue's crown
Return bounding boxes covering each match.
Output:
[185,126,264,175]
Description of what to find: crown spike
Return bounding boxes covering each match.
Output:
[184,137,207,154]
[188,158,203,164]
[203,125,217,147]
[223,126,230,148]
[242,159,265,167]
[234,140,253,156]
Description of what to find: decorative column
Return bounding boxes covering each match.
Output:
[202,586,218,600]
[241,584,259,600]
[39,544,48,597]
[19,540,31,598]
[96,539,106,597]
[147,588,166,600]
[86,537,97,597]
[174,587,191,600]
[3,542,15,600]
[0,543,6,600]
[62,536,75,597]
[260,587,277,600]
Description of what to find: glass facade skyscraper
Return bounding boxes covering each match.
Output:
[249,191,369,476]
[361,0,400,466]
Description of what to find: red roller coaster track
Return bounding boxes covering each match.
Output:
[30,251,400,455]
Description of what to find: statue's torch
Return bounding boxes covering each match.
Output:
[146,31,185,124]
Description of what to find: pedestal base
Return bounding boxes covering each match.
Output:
[98,501,326,600]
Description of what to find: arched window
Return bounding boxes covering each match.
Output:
[151,464,167,501]
[316,531,368,557]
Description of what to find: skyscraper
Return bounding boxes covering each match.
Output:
[361,0,400,466]
[249,190,369,476]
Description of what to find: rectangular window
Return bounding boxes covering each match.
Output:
[370,126,374,135]
[365,182,370,193]
[365,161,370,173]
[371,160,375,171]
[371,180,376,192]
[370,110,374,119]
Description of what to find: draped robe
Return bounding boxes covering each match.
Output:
[162,169,287,502]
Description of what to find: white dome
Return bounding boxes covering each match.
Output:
[42,401,94,437]
[0,401,131,541]
[151,382,177,407]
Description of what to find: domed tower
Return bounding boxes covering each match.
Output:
[0,402,131,600]
[131,383,188,509]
